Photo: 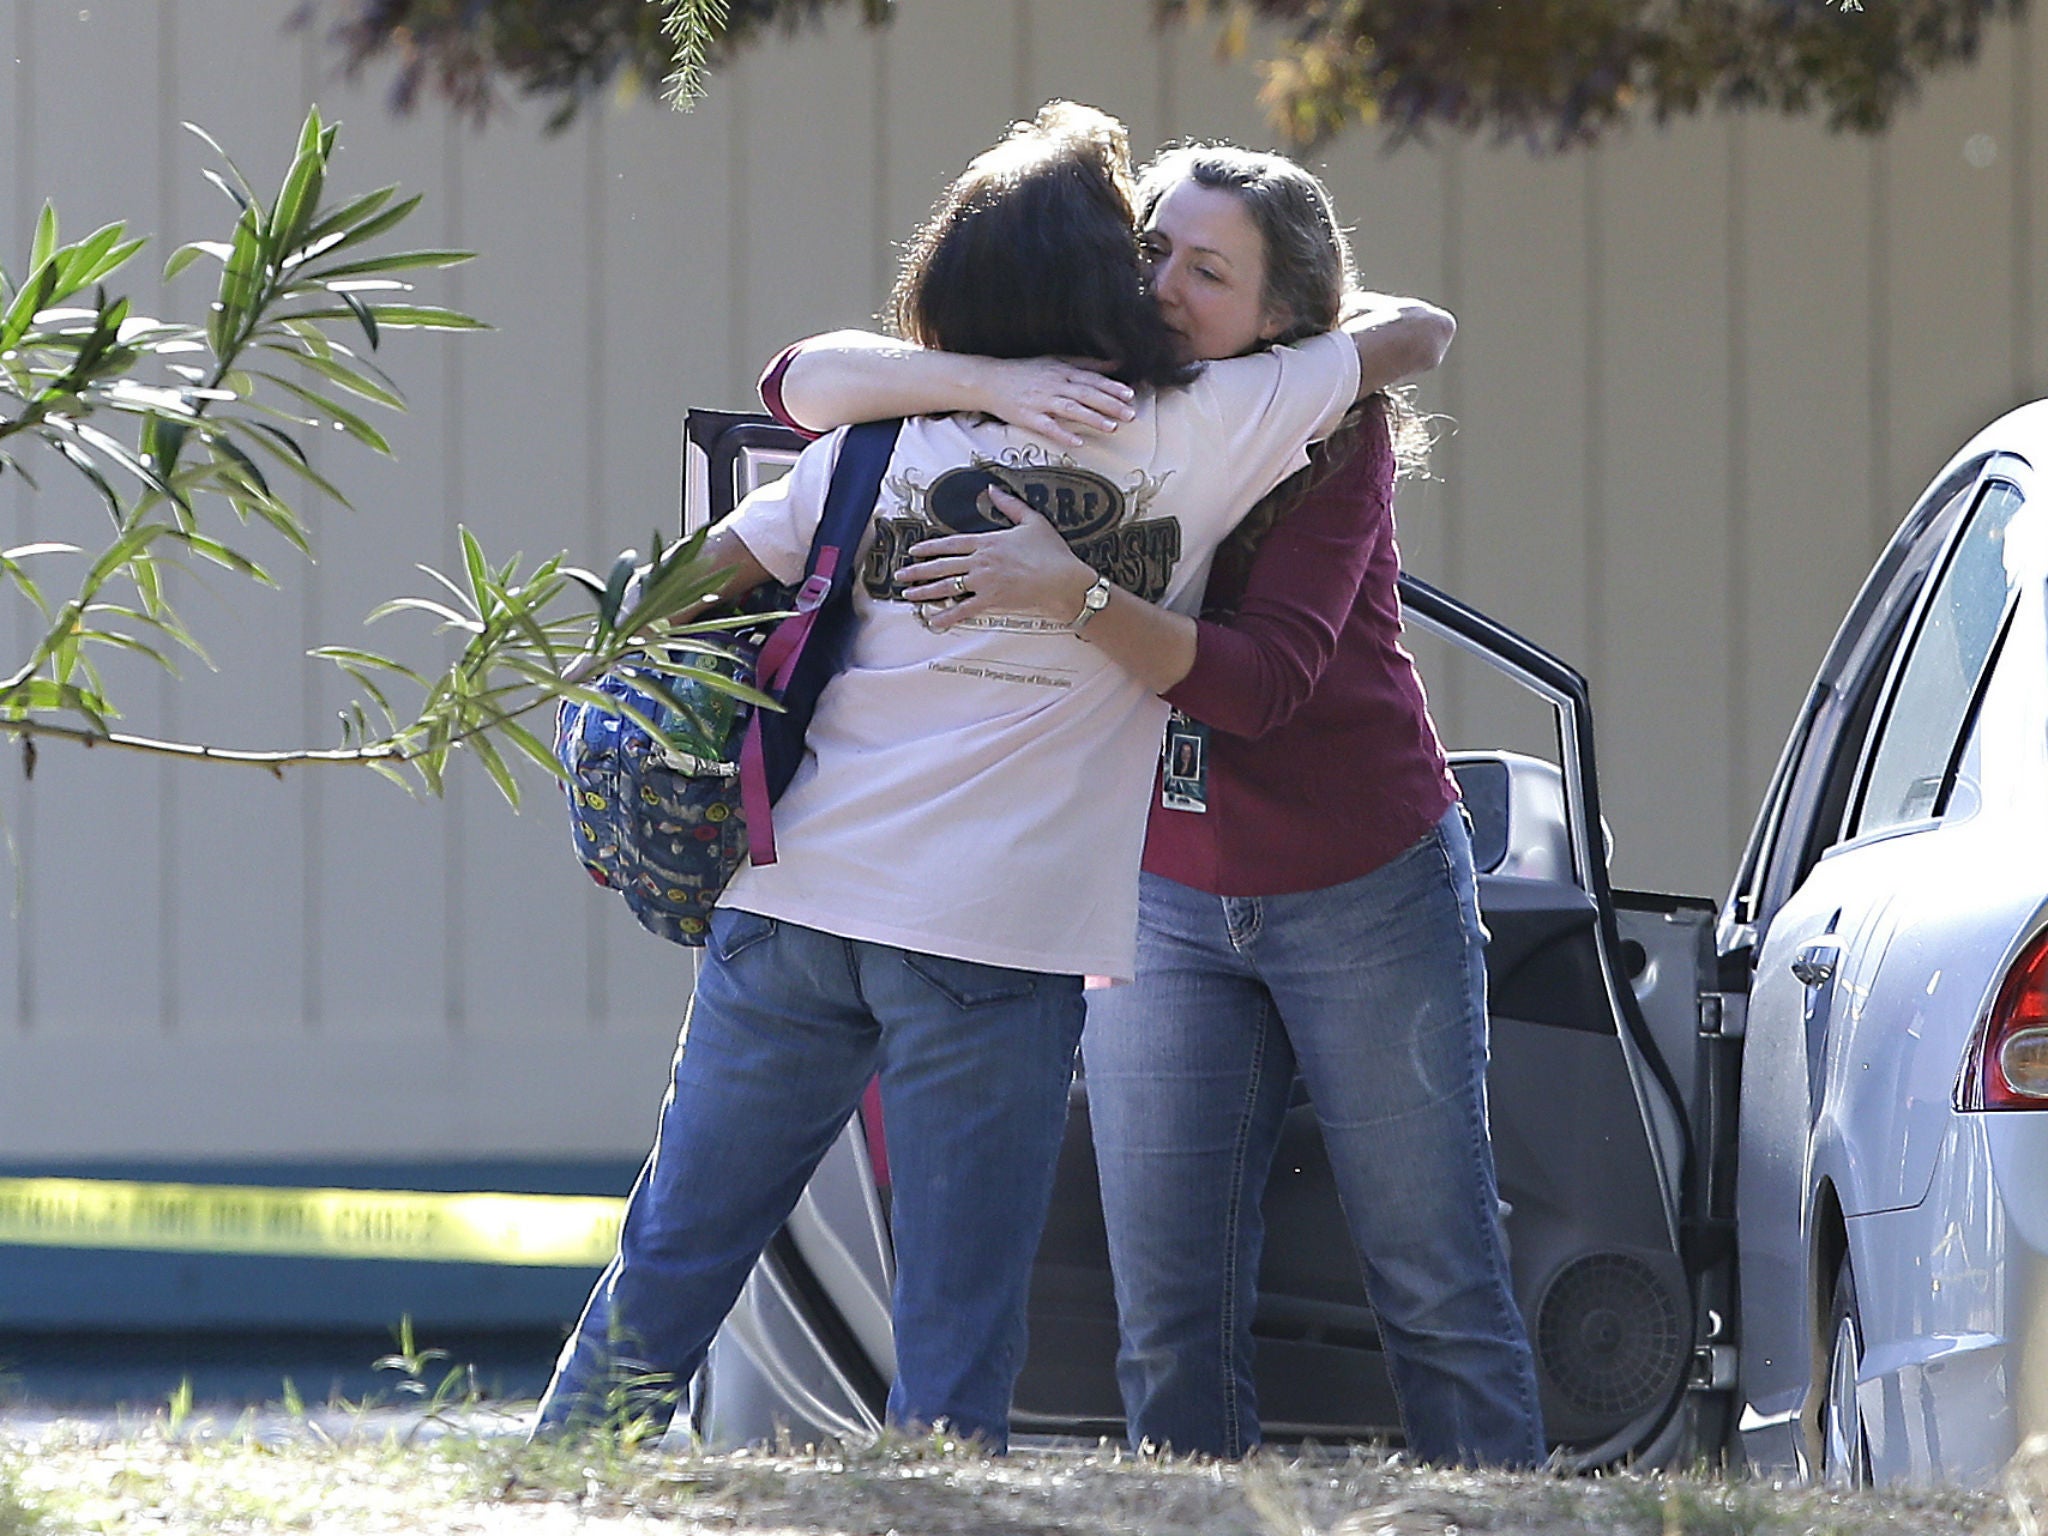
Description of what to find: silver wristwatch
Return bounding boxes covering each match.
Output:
[1069,575,1112,634]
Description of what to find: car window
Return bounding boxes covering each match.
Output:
[1850,480,2025,839]
[1944,688,1988,822]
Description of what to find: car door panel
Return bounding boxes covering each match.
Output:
[1736,847,1887,1428]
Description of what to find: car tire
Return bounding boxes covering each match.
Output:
[1820,1255,1871,1488]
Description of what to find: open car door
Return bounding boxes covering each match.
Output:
[681,413,1737,1465]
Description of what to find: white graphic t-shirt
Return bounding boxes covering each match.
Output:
[720,330,1361,980]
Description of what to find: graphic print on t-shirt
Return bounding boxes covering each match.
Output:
[860,445,1180,628]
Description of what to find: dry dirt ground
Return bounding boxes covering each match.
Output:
[4,1413,2045,1536]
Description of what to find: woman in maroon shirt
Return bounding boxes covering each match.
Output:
[768,143,1540,1467]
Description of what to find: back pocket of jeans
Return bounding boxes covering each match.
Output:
[901,951,1039,1008]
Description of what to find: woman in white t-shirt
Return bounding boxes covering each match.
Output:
[536,102,1383,1448]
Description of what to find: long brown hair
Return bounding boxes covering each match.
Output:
[1206,399,1390,616]
[889,103,1195,390]
[1138,143,1433,574]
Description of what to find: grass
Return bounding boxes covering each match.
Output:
[0,1326,2034,1536]
[0,1451,49,1536]
[0,1407,2029,1536]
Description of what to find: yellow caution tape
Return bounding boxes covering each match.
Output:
[0,1176,624,1268]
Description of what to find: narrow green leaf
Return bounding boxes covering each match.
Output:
[245,495,314,556]
[310,646,429,686]
[267,344,404,409]
[48,437,124,526]
[177,530,273,585]
[315,191,424,259]
[53,223,125,293]
[334,663,396,721]
[286,303,486,332]
[17,679,111,730]
[301,249,475,283]
[467,730,521,808]
[497,590,563,671]
[73,236,145,291]
[201,167,252,216]
[80,602,198,654]
[213,209,266,353]
[78,629,173,671]
[338,289,379,351]
[460,528,490,612]
[277,318,335,359]
[366,596,484,632]
[252,371,394,454]
[163,241,230,282]
[269,113,327,255]
[28,203,58,278]
[80,533,166,600]
[139,413,190,479]
[499,717,570,784]
[295,185,396,250]
[0,260,60,352]
[205,431,271,500]
[183,121,260,207]
[2,564,54,619]
[600,550,639,631]
[239,418,311,466]
[66,420,181,503]
[236,422,352,505]
[130,553,167,620]
[414,563,483,619]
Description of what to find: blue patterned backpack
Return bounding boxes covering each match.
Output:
[555,419,901,944]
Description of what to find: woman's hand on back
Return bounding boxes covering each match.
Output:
[968,358,1135,447]
[897,487,1098,630]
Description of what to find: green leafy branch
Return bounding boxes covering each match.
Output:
[655,0,732,109]
[318,523,776,806]
[0,106,759,804]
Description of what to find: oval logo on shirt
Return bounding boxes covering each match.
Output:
[928,464,1126,544]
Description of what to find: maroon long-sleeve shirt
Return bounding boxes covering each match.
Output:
[1148,397,1458,895]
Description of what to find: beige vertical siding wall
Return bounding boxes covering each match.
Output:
[0,0,2035,1160]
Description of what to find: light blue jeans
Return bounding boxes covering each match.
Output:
[1083,807,1544,1465]
[536,909,1085,1449]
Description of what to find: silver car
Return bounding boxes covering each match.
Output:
[1728,405,2048,1486]
[679,403,2048,1485]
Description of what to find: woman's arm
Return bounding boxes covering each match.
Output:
[770,295,1452,432]
[1341,292,1456,397]
[767,330,1134,446]
[896,499,1200,693]
[1164,406,1392,736]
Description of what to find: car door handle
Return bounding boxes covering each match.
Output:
[1791,940,1840,988]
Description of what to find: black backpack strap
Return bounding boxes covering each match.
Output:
[740,418,903,862]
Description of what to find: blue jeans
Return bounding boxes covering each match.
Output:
[535,910,1085,1449]
[1083,808,1544,1465]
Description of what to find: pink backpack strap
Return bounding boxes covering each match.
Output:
[736,553,838,866]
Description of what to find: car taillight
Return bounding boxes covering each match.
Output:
[1960,928,2048,1109]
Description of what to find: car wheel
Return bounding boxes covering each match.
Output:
[1820,1256,1871,1488]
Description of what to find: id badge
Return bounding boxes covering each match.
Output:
[1161,709,1209,813]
